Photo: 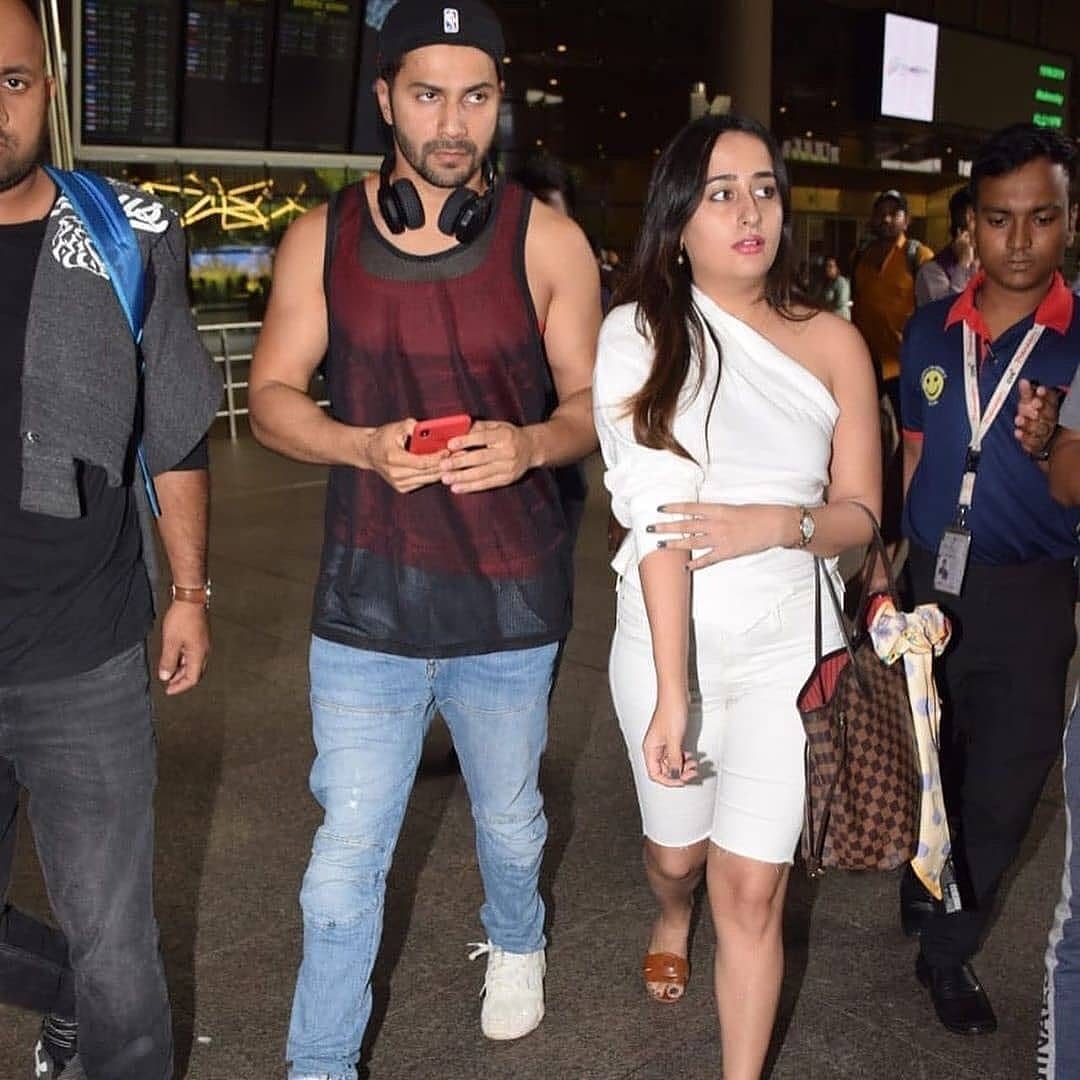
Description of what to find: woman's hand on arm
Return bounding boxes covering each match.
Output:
[646,317,882,568]
[647,502,793,569]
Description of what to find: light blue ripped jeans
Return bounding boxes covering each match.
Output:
[286,635,558,1080]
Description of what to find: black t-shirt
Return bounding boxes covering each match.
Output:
[0,215,153,685]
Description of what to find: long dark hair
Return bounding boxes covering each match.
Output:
[616,114,811,460]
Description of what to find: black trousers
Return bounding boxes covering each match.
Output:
[0,642,173,1080]
[905,546,1077,968]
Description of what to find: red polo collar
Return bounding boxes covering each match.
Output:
[944,270,1074,340]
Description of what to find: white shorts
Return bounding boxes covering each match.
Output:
[609,577,844,864]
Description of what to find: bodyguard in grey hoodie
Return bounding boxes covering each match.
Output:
[0,1,222,1077]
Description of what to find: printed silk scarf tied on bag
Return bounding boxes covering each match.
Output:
[867,598,952,899]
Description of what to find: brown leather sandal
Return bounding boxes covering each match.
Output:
[642,951,689,1002]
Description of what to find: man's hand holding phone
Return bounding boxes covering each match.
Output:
[440,420,537,494]
[359,418,448,493]
[409,414,472,455]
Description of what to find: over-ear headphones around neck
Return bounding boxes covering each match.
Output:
[376,153,497,245]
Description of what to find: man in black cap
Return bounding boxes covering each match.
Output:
[852,188,934,411]
[249,1,601,1076]
[851,189,935,544]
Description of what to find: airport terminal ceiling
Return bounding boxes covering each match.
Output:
[56,0,1080,305]
[63,0,1079,167]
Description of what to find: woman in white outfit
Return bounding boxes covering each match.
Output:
[594,114,882,1078]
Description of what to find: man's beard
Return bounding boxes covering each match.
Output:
[0,129,45,194]
[394,127,481,190]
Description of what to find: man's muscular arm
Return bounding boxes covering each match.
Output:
[525,207,602,468]
[440,202,601,494]
[249,204,444,493]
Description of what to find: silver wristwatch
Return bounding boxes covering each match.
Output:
[797,507,816,548]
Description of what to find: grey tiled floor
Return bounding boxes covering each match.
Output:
[1,433,1075,1079]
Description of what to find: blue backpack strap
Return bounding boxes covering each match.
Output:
[44,166,160,516]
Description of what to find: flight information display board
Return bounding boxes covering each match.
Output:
[81,0,181,145]
[181,0,275,148]
[269,0,363,151]
[351,0,394,154]
[880,14,1073,133]
[936,28,1072,133]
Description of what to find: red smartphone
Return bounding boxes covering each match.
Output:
[408,413,472,455]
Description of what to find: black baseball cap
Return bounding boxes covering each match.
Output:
[378,0,505,72]
[873,188,909,212]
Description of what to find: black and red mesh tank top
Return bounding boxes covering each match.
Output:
[312,179,573,658]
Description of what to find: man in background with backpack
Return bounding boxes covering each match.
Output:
[0,1,221,1076]
[852,188,935,418]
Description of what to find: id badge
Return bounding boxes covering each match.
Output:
[934,526,971,596]
[940,856,963,914]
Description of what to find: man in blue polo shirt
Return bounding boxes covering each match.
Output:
[898,123,1079,1037]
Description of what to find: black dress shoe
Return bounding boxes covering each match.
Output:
[901,895,936,937]
[915,954,998,1035]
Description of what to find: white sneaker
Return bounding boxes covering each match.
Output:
[32,1044,85,1080]
[468,941,546,1040]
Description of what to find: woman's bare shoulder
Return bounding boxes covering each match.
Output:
[792,307,869,357]
[767,306,872,393]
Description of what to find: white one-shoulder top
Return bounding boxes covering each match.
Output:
[594,285,841,631]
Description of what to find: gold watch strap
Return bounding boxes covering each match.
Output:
[171,581,212,609]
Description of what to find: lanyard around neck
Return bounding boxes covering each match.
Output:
[956,320,1045,513]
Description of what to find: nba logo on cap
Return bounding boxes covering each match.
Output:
[443,7,460,32]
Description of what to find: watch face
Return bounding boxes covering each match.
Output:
[801,512,815,543]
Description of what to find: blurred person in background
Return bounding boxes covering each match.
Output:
[852,188,935,415]
[916,186,979,306]
[851,189,934,552]
[821,255,851,320]
[513,154,576,219]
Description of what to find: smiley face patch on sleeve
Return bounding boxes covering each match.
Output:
[921,366,946,405]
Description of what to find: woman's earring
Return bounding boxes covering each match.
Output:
[677,245,686,266]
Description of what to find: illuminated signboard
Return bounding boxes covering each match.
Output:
[880,14,938,123]
[880,14,1072,133]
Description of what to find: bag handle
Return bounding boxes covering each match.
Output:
[812,500,890,684]
[813,557,857,666]
[805,568,850,876]
[848,501,899,626]
[805,502,890,876]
